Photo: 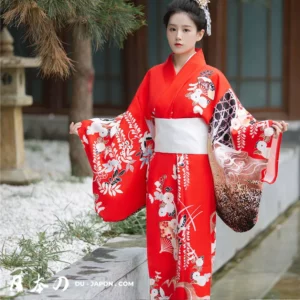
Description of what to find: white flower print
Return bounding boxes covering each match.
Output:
[150,288,159,300]
[96,141,105,153]
[149,271,171,300]
[155,181,161,188]
[193,105,203,115]
[264,127,274,137]
[236,107,252,127]
[158,287,170,300]
[88,113,153,197]
[195,95,209,109]
[231,118,241,131]
[87,121,109,137]
[169,219,177,230]
[109,123,119,137]
[190,88,201,101]
[186,76,215,115]
[256,140,270,159]
[159,192,175,217]
[191,272,211,287]
[162,192,174,203]
[103,159,120,172]
[154,191,163,201]
[83,135,88,144]
[196,256,204,267]
[153,180,164,201]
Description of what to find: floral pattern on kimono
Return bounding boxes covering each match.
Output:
[192,71,282,232]
[78,84,154,222]
[147,153,216,300]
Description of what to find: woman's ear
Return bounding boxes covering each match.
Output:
[197,29,205,42]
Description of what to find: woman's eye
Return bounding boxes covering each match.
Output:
[169,28,176,31]
[184,29,190,32]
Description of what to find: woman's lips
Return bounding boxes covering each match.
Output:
[175,43,183,47]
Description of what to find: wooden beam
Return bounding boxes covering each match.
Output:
[123,0,148,105]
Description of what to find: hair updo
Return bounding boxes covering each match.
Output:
[163,0,207,33]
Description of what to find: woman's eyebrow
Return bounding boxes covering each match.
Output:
[168,24,192,27]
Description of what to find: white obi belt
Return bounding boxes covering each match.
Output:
[146,118,208,154]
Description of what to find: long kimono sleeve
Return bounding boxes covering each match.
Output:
[208,71,282,232]
[77,73,153,222]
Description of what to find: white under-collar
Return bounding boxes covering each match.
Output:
[172,51,197,67]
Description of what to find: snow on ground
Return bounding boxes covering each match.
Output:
[0,140,103,289]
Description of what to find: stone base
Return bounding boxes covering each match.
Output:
[16,245,148,300]
[0,168,41,185]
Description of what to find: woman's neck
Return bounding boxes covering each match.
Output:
[172,49,196,74]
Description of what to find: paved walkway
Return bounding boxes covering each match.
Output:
[212,203,300,300]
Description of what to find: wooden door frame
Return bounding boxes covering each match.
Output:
[203,0,300,121]
[252,0,300,120]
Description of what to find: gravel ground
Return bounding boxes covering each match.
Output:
[0,140,102,291]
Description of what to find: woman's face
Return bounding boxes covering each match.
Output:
[166,12,204,55]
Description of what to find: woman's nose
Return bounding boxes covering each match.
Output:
[176,32,182,40]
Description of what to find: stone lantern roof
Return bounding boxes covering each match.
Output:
[0,27,41,68]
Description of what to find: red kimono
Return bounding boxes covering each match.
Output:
[77,49,281,300]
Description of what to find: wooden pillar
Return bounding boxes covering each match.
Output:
[123,0,148,105]
[203,0,227,72]
[285,0,300,120]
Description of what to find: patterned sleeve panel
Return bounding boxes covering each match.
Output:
[208,71,282,232]
[77,78,153,222]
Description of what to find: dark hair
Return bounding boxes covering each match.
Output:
[163,0,207,33]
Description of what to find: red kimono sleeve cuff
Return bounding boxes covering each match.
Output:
[261,120,282,184]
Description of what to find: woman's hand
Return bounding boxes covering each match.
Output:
[271,120,289,138]
[69,122,82,136]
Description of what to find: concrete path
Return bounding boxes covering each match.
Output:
[212,203,300,300]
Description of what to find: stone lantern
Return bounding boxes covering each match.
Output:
[0,27,41,184]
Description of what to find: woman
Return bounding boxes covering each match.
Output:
[70,0,288,299]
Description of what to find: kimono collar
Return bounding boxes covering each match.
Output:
[163,48,207,84]
[170,48,206,66]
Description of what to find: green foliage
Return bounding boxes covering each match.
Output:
[37,0,145,48]
[53,213,108,245]
[53,206,147,245]
[0,232,67,289]
[0,208,146,293]
[53,208,146,246]
[0,0,146,77]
